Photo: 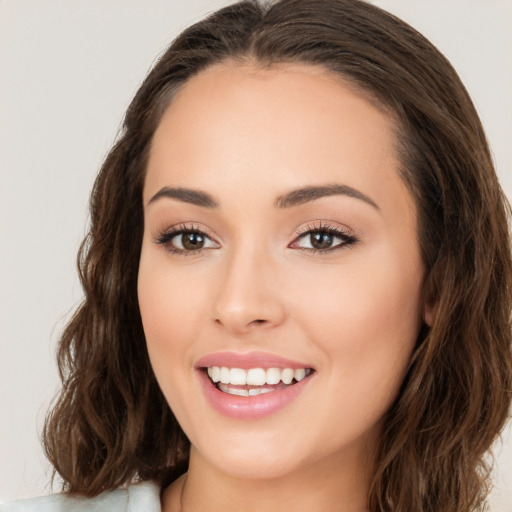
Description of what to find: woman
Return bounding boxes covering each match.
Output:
[2,0,510,511]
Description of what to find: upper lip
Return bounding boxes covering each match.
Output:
[195,351,313,370]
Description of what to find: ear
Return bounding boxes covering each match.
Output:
[423,301,435,327]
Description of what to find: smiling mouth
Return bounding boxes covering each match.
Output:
[204,366,314,397]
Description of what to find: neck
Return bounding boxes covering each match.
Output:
[162,442,374,512]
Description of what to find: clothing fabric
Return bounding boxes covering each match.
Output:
[0,480,161,512]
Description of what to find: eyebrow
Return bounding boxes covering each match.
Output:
[148,187,219,208]
[275,184,379,210]
[148,183,379,210]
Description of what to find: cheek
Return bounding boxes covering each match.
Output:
[137,246,206,386]
[138,242,210,336]
[290,251,423,445]
[300,253,421,329]
[295,246,423,393]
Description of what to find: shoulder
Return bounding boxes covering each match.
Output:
[0,480,161,512]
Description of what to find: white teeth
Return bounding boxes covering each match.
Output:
[207,366,220,383]
[266,367,281,385]
[248,387,274,396]
[294,368,306,382]
[217,384,276,397]
[247,368,267,386]
[217,384,249,397]
[281,368,294,385]
[206,366,312,386]
[230,368,247,385]
[219,367,230,384]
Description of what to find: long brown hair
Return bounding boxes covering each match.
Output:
[44,1,512,510]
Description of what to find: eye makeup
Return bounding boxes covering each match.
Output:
[153,220,359,256]
[289,221,359,254]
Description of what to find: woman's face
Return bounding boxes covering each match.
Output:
[138,63,426,480]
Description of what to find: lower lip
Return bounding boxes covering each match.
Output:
[197,370,312,420]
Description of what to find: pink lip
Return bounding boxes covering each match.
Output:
[195,351,312,370]
[197,370,313,419]
[195,351,315,420]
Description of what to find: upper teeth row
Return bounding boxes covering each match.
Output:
[207,366,309,386]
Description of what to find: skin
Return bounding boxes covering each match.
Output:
[138,62,427,512]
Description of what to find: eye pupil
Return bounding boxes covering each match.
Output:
[182,232,204,250]
[310,232,333,249]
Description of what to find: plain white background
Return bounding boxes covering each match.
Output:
[1,0,511,508]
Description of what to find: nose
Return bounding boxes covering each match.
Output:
[212,247,286,335]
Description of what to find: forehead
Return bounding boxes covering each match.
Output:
[145,62,410,217]
[150,62,395,152]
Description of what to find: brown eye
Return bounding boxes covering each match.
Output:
[181,232,205,250]
[291,226,357,253]
[156,228,219,254]
[310,232,334,250]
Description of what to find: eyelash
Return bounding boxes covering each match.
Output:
[154,224,215,256]
[292,222,358,254]
[154,222,358,256]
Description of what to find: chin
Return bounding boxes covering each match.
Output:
[191,438,310,480]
